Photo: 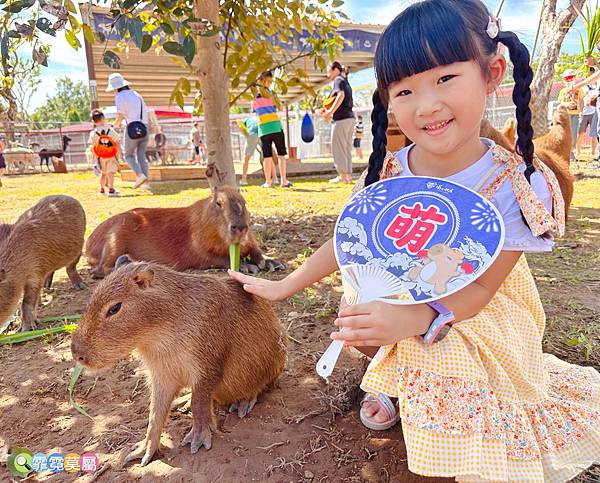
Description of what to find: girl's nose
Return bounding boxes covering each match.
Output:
[415,95,444,118]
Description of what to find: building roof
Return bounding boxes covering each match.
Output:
[82,6,383,108]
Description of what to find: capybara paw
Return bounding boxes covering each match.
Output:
[19,320,37,332]
[181,427,212,453]
[240,262,260,274]
[124,439,156,466]
[72,280,87,290]
[235,396,257,418]
[263,258,286,272]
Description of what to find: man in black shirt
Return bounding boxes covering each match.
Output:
[321,61,355,184]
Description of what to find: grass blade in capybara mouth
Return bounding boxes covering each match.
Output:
[229,243,240,271]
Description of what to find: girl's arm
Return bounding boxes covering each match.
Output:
[229,237,338,301]
[333,250,522,347]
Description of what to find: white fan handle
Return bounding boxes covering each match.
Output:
[316,330,347,379]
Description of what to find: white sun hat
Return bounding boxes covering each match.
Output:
[106,73,130,92]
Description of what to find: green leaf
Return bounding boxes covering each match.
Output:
[65,29,81,49]
[103,50,122,69]
[170,88,184,109]
[182,35,195,64]
[116,15,128,38]
[565,337,581,347]
[0,323,77,345]
[122,0,138,9]
[229,243,240,271]
[1,35,8,58]
[163,41,183,56]
[128,17,143,49]
[332,0,343,7]
[160,22,174,35]
[68,14,81,31]
[7,30,21,39]
[181,77,191,95]
[68,364,93,420]
[2,0,34,13]
[36,17,56,36]
[82,24,95,45]
[140,33,152,53]
[64,0,76,14]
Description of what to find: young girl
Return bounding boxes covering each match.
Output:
[230,1,600,480]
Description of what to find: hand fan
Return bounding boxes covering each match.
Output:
[316,176,505,379]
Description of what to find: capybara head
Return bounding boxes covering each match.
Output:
[207,185,250,245]
[428,244,464,264]
[71,260,164,370]
[552,105,570,129]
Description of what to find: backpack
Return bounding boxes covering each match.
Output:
[93,129,118,159]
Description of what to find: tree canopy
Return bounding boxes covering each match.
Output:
[30,77,90,129]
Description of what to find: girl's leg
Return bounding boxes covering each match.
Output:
[107,173,115,190]
[100,173,107,191]
[242,154,251,182]
[357,147,363,160]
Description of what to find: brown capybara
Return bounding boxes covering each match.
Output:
[0,195,86,331]
[480,118,574,215]
[501,117,517,147]
[71,256,287,466]
[533,105,573,164]
[85,185,284,278]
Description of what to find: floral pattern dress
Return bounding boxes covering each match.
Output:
[353,145,600,482]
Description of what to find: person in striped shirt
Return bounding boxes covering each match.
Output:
[251,71,292,188]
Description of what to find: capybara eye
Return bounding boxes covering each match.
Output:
[107,303,122,317]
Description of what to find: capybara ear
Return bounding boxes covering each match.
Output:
[133,269,154,289]
[429,244,443,255]
[115,254,133,269]
[0,268,5,282]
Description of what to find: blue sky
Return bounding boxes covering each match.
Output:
[29,0,588,111]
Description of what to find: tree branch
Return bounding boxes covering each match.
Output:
[222,5,233,69]
[227,47,310,106]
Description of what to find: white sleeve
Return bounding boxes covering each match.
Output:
[495,167,554,253]
[115,93,125,115]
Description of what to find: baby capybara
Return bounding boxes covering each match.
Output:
[71,256,287,466]
[0,195,86,331]
[85,185,284,278]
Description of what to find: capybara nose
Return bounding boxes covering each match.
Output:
[71,338,86,363]
[230,224,248,234]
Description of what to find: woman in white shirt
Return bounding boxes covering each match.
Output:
[106,73,151,190]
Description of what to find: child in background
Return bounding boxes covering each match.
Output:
[230,1,600,480]
[88,109,120,196]
[353,115,364,160]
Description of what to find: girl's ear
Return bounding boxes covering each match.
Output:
[486,53,507,94]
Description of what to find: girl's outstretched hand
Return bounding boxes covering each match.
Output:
[227,270,290,301]
[331,301,435,347]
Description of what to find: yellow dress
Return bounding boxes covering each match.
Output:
[355,146,600,482]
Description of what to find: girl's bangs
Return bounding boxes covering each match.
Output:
[375,3,482,92]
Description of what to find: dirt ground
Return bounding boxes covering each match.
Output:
[1,169,599,482]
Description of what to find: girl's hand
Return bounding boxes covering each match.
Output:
[331,301,435,347]
[228,270,290,301]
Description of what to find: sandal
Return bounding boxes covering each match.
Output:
[360,393,400,431]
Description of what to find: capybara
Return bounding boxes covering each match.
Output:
[533,105,573,164]
[501,117,517,147]
[85,185,284,278]
[480,118,573,215]
[71,256,287,466]
[0,195,86,331]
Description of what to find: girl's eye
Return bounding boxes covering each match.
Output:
[395,89,411,97]
[107,303,122,317]
[438,75,456,84]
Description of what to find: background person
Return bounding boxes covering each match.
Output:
[321,61,355,184]
[108,73,151,190]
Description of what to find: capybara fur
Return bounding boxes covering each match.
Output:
[0,195,86,331]
[71,257,287,466]
[85,185,284,278]
[480,118,574,215]
[501,117,517,147]
[533,105,573,164]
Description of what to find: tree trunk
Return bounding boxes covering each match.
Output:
[193,0,237,189]
[530,0,586,137]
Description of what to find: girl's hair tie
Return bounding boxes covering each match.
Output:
[486,15,501,40]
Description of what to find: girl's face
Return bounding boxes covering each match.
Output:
[387,58,504,162]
